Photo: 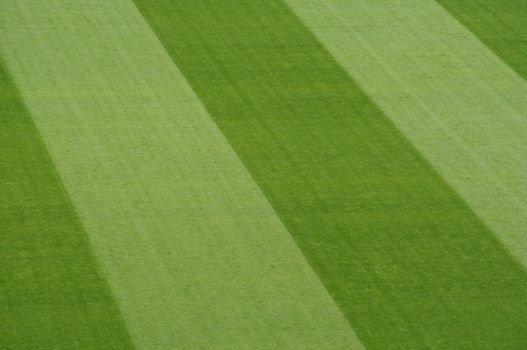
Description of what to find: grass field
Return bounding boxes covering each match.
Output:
[1,1,526,349]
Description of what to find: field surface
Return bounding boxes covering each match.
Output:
[0,1,525,349]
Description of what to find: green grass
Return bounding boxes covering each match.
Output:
[1,0,526,349]
[0,1,362,348]
[134,0,527,348]
[436,0,527,79]
[0,57,133,349]
[288,0,527,268]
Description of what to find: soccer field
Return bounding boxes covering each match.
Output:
[1,1,525,349]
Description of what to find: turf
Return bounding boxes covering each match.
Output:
[0,57,133,349]
[133,0,527,348]
[288,0,527,267]
[0,1,362,349]
[1,1,526,349]
[436,0,527,80]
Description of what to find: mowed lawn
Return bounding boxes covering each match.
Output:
[1,1,526,350]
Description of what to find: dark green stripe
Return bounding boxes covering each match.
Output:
[134,0,527,348]
[0,58,133,349]
[436,0,527,80]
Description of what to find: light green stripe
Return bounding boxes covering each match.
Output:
[0,1,362,349]
[435,0,527,80]
[287,0,527,267]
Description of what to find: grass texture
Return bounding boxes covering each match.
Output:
[0,1,361,349]
[436,0,527,79]
[0,0,526,349]
[134,0,527,349]
[288,0,527,268]
[0,57,133,349]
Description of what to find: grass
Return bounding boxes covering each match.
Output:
[134,0,527,348]
[289,0,527,268]
[0,1,361,349]
[1,0,526,349]
[0,57,133,349]
[436,0,527,79]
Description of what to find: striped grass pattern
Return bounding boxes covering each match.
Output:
[1,1,526,349]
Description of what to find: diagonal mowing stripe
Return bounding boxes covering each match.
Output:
[287,0,527,268]
[133,0,527,348]
[435,0,527,80]
[0,57,133,348]
[0,1,363,349]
